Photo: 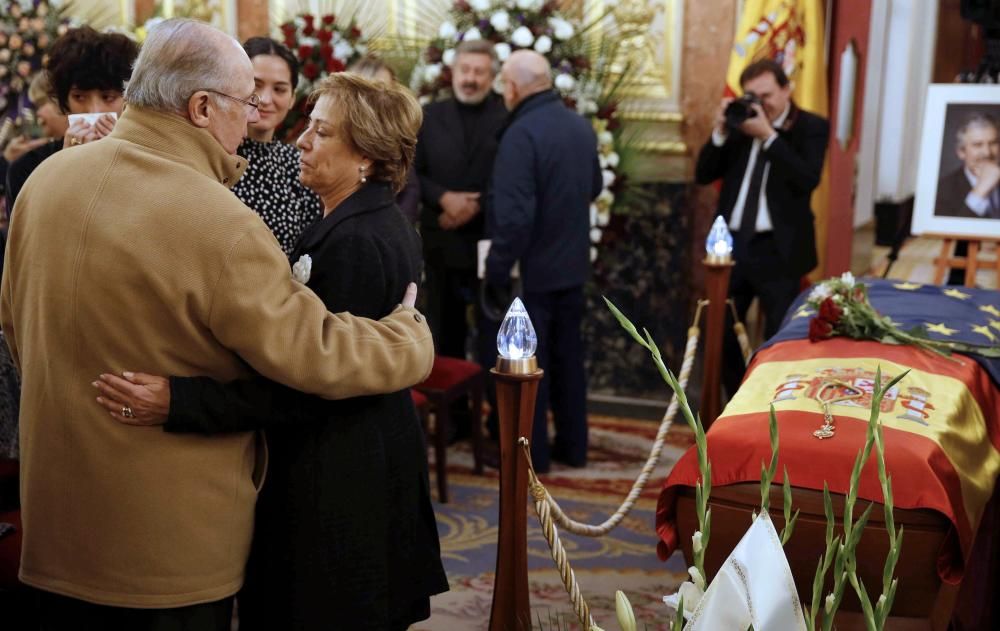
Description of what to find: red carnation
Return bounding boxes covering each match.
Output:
[322,14,336,25]
[298,45,313,61]
[818,297,842,324]
[808,318,833,342]
[317,29,333,43]
[326,58,346,73]
[302,61,319,80]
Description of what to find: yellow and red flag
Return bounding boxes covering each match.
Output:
[724,0,830,278]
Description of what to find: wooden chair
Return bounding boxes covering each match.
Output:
[415,356,485,503]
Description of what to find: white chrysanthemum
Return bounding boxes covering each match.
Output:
[590,228,602,244]
[334,40,354,60]
[423,63,442,83]
[596,209,610,227]
[601,169,615,188]
[554,73,575,91]
[606,152,620,168]
[463,27,483,41]
[598,130,613,145]
[470,0,491,11]
[494,42,512,61]
[597,189,614,206]
[438,21,457,39]
[533,35,552,54]
[510,25,534,47]
[549,17,574,40]
[442,48,456,66]
[490,10,510,32]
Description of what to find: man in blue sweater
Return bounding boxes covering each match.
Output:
[485,50,602,473]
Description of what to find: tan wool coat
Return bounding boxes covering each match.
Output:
[0,106,433,608]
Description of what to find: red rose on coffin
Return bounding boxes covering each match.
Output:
[320,44,334,61]
[303,14,315,25]
[302,62,319,80]
[303,25,315,36]
[322,14,336,25]
[298,45,313,61]
[280,23,295,36]
[818,297,842,324]
[809,318,833,342]
[317,29,333,43]
[326,58,345,73]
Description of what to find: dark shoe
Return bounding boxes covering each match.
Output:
[551,443,586,468]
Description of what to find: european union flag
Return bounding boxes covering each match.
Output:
[764,278,1000,386]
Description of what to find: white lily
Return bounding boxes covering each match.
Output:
[841,270,856,287]
[615,591,637,631]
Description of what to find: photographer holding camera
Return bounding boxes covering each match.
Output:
[695,58,829,398]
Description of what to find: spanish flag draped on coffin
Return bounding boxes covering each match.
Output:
[656,279,1000,583]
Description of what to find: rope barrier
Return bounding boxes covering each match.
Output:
[728,299,753,366]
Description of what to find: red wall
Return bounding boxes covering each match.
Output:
[824,0,873,275]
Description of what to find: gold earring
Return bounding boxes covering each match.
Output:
[359,165,367,184]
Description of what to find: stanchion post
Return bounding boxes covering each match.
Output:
[488,298,543,631]
[700,217,735,429]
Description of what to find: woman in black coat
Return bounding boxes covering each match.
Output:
[94,74,447,630]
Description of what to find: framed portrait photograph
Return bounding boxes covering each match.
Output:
[912,85,1000,238]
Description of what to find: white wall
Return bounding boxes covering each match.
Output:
[855,0,938,227]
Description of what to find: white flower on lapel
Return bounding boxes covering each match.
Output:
[292,254,312,284]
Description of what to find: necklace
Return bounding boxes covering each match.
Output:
[811,380,864,440]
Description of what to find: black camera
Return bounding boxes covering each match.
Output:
[724,92,761,129]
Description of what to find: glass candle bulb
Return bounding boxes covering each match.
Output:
[497,297,537,359]
[706,215,733,259]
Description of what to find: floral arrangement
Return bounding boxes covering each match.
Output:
[410,0,627,259]
[806,272,1000,357]
[0,0,72,124]
[276,12,367,141]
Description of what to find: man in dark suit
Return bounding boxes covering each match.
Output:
[935,113,1000,219]
[486,50,602,473]
[415,40,508,360]
[695,59,829,400]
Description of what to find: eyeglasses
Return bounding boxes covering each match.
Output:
[204,89,260,111]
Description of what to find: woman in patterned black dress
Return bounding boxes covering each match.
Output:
[234,38,322,253]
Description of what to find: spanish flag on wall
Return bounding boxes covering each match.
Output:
[725,0,830,278]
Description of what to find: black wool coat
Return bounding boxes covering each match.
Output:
[415,93,508,270]
[695,104,829,278]
[166,182,448,630]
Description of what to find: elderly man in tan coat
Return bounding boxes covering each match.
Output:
[0,19,434,629]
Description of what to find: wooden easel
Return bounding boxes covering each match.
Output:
[931,234,1000,287]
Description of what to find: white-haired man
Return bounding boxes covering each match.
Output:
[1,18,432,629]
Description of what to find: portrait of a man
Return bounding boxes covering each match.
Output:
[935,110,1000,218]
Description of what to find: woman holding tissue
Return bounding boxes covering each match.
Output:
[5,26,138,212]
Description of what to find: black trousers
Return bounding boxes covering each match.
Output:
[722,233,802,401]
[424,264,476,359]
[523,286,588,473]
[31,588,233,631]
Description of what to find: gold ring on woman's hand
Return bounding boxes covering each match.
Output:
[122,406,135,419]
[69,137,81,146]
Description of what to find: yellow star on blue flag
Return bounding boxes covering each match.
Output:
[926,322,958,336]
[893,282,922,291]
[990,320,1000,332]
[980,305,1000,318]
[793,308,814,319]
[972,325,997,342]
[944,288,972,300]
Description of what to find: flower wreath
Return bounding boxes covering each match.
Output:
[277,12,367,142]
[411,0,624,260]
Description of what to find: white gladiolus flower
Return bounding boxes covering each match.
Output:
[470,0,491,11]
[688,566,706,591]
[438,21,457,39]
[590,228,602,244]
[463,27,483,41]
[825,593,836,614]
[596,210,610,227]
[554,73,575,91]
[601,169,615,188]
[841,271,856,287]
[490,10,510,32]
[533,35,552,54]
[442,49,456,66]
[494,42,511,61]
[678,580,705,612]
[606,152,620,168]
[423,63,442,83]
[549,17,575,40]
[510,25,534,47]
[615,591,637,631]
[692,530,703,555]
